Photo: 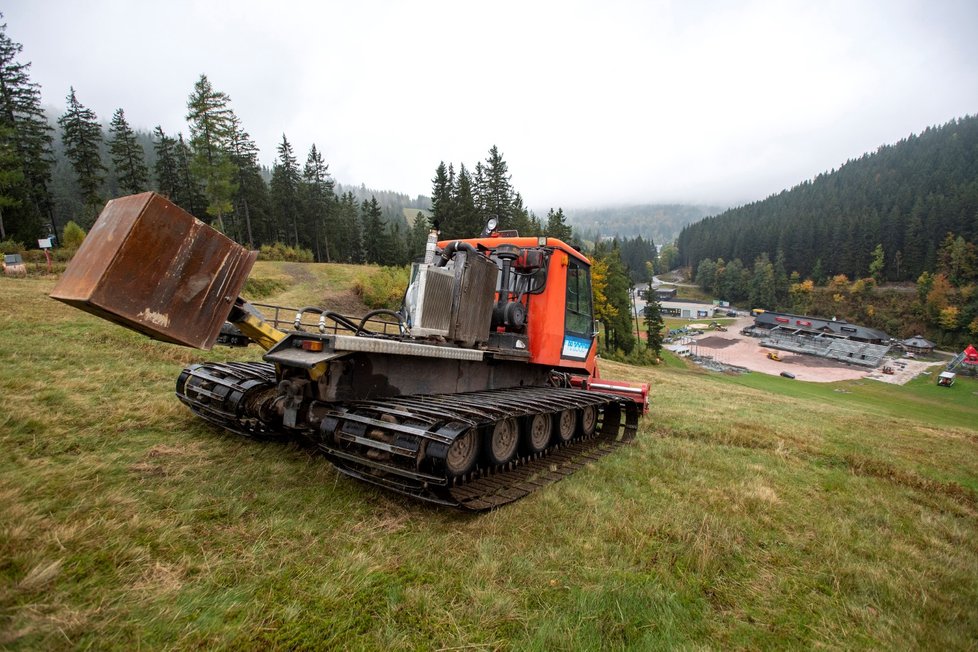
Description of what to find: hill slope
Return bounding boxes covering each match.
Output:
[678,115,978,281]
[1,271,976,649]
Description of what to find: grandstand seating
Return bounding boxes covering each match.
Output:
[760,330,890,368]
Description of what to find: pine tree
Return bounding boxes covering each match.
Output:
[186,74,237,228]
[510,191,535,235]
[152,126,180,201]
[0,18,54,242]
[107,108,148,194]
[407,211,430,261]
[361,196,386,264]
[58,87,106,226]
[334,191,363,263]
[749,253,776,309]
[0,123,23,240]
[174,133,206,218]
[643,286,665,359]
[596,243,636,354]
[270,134,301,247]
[482,145,512,228]
[545,207,573,242]
[387,221,407,266]
[302,143,335,261]
[430,161,453,236]
[773,249,789,303]
[226,113,266,247]
[453,164,480,238]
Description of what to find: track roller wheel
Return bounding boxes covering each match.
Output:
[445,430,478,477]
[524,413,552,453]
[579,405,597,437]
[486,418,519,464]
[555,409,575,443]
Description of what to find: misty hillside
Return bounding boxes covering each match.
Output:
[564,204,724,246]
[564,204,723,245]
[677,114,978,282]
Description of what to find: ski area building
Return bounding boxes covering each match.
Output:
[748,311,891,368]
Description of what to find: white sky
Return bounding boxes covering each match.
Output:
[5,0,977,211]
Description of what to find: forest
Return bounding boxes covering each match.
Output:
[677,114,978,283]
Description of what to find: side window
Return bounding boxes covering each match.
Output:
[565,260,593,336]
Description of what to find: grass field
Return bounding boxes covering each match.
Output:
[2,267,977,650]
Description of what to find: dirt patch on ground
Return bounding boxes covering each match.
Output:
[686,317,882,383]
[320,288,370,315]
[697,336,737,349]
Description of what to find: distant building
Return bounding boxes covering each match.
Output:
[654,287,677,301]
[752,311,889,344]
[660,300,716,319]
[901,335,935,355]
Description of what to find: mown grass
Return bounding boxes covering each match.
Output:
[2,273,977,650]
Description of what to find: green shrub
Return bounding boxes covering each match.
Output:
[0,239,25,255]
[258,242,314,262]
[353,266,410,309]
[62,221,86,250]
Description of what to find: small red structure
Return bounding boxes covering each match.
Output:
[948,344,978,377]
[965,344,978,364]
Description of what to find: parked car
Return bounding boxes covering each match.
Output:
[780,371,796,379]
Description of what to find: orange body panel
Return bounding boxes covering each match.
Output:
[440,235,598,377]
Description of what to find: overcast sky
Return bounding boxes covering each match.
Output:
[5,0,977,211]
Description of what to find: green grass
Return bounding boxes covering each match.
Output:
[2,272,977,650]
[715,370,978,431]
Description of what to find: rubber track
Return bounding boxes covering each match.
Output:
[175,361,279,438]
[319,387,640,511]
[176,362,640,511]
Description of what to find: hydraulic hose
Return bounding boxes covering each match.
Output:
[436,241,479,267]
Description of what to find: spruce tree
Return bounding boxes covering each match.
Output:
[0,18,53,241]
[186,74,237,228]
[226,114,265,247]
[597,243,636,354]
[510,191,535,235]
[58,87,106,226]
[335,191,363,263]
[643,287,665,359]
[453,164,480,238]
[482,145,513,229]
[749,253,776,309]
[173,133,206,218]
[270,134,301,247]
[107,108,148,194]
[0,123,23,240]
[361,196,386,264]
[302,144,335,261]
[430,161,453,235]
[545,207,573,242]
[152,126,180,201]
[407,211,430,260]
[773,249,789,303]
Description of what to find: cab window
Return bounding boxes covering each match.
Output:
[565,259,593,336]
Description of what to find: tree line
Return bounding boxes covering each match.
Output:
[694,233,978,345]
[677,114,978,284]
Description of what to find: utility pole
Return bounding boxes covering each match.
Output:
[631,285,642,351]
